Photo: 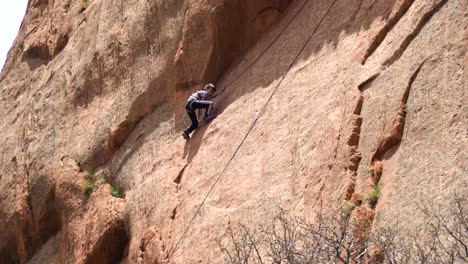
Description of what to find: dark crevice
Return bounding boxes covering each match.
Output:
[346,63,425,249]
[86,70,172,171]
[104,120,136,164]
[174,165,187,184]
[0,227,24,264]
[0,173,61,263]
[23,44,52,70]
[32,186,61,253]
[361,0,416,64]
[24,44,51,61]
[25,166,35,226]
[71,54,105,109]
[344,94,364,201]
[170,206,178,220]
[83,218,129,264]
[29,175,62,257]
[383,0,448,66]
[348,0,364,24]
[371,61,425,162]
[358,72,380,92]
[354,60,426,230]
[22,32,70,71]
[328,132,341,170]
[55,33,69,55]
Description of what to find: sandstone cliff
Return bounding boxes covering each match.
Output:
[0,0,466,263]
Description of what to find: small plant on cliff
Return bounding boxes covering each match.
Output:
[63,2,70,12]
[82,179,95,196]
[111,185,121,198]
[86,170,94,179]
[98,176,107,184]
[81,170,95,196]
[356,194,364,204]
[342,201,356,214]
[368,182,382,207]
[80,0,89,13]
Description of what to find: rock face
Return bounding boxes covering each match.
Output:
[0,0,466,263]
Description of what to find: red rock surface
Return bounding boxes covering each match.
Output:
[0,0,466,263]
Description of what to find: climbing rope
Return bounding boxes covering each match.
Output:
[166,0,338,262]
[215,0,310,96]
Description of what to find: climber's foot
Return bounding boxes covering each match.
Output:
[182,131,190,140]
[203,115,214,123]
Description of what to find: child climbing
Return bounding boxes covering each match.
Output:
[182,83,216,140]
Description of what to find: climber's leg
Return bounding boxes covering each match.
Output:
[191,100,212,117]
[182,100,213,140]
[184,110,198,135]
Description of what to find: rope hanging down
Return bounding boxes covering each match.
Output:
[216,0,309,96]
[167,0,338,262]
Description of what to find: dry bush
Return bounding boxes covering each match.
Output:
[218,197,467,264]
[218,209,368,264]
[372,196,467,264]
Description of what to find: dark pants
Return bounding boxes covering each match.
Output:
[184,99,213,134]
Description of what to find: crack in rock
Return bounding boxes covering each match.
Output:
[383,0,449,66]
[361,0,416,65]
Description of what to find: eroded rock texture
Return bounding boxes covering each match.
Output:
[0,0,466,263]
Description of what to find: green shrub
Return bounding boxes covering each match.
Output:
[63,3,70,11]
[356,194,364,204]
[342,201,356,214]
[98,176,107,184]
[80,0,89,13]
[82,179,95,196]
[368,182,382,206]
[86,170,94,179]
[111,185,121,198]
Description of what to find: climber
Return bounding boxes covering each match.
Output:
[182,83,217,140]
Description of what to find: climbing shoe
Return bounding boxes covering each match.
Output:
[203,115,214,123]
[182,131,190,140]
